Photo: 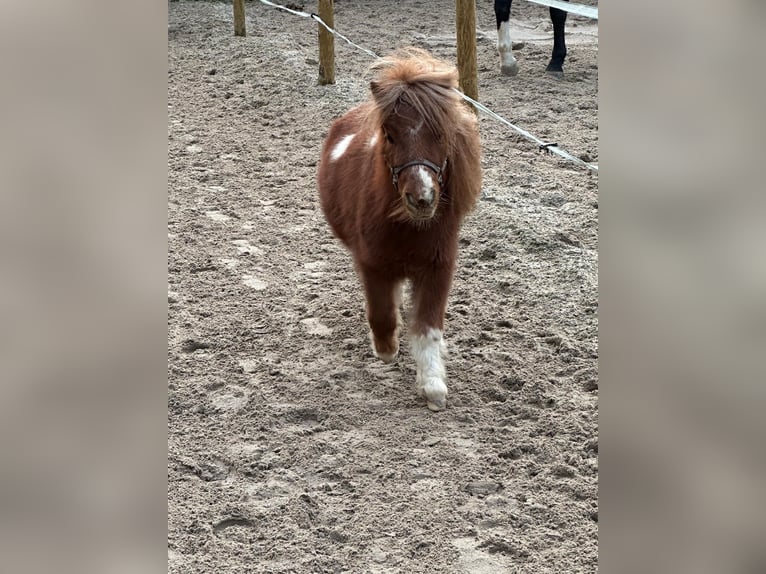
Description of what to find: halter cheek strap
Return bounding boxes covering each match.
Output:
[390,158,448,189]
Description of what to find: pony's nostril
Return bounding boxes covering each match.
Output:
[406,193,432,210]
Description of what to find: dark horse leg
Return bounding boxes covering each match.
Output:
[409,265,454,411]
[496,0,569,76]
[360,265,402,363]
[546,3,569,77]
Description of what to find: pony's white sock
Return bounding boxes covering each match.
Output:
[411,328,448,411]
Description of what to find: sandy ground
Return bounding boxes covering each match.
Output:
[168,1,598,571]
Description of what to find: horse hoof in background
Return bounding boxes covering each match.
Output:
[317,48,482,411]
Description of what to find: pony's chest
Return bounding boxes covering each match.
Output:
[359,224,457,271]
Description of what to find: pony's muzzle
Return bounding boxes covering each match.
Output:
[404,184,438,220]
[391,159,445,219]
[405,190,434,210]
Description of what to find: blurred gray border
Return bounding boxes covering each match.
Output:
[601,0,766,572]
[0,0,167,572]
[1,0,765,572]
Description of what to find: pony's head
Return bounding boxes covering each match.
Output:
[366,49,468,223]
[376,97,448,221]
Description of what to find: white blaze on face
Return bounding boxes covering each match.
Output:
[411,328,448,411]
[367,132,378,148]
[416,166,434,204]
[330,133,355,161]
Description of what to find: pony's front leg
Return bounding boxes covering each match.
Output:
[410,266,454,411]
[360,266,402,363]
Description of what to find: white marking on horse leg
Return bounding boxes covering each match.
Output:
[411,328,448,411]
[330,133,356,161]
[498,21,519,76]
[416,166,434,204]
[367,132,378,148]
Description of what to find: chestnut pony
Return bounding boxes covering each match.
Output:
[317,49,481,411]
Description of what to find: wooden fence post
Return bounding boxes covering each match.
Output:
[455,0,478,112]
[318,0,335,85]
[233,0,246,37]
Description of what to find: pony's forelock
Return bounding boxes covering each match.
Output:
[364,49,463,141]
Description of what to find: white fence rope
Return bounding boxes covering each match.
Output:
[524,0,598,21]
[255,0,598,173]
[258,0,378,57]
[457,92,597,171]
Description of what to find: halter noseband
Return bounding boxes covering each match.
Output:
[390,158,448,189]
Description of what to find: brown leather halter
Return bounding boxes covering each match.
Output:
[390,158,448,190]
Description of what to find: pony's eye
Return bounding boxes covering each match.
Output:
[383,131,394,144]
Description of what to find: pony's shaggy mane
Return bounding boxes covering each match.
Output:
[363,48,482,218]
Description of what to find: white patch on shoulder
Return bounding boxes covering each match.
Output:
[330,133,356,161]
[411,328,448,411]
[367,132,378,148]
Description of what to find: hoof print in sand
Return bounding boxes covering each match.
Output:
[243,275,267,290]
[300,317,332,337]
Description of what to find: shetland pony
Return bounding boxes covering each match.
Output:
[495,0,569,76]
[317,49,482,411]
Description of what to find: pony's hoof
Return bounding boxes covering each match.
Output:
[501,62,519,77]
[371,332,399,363]
[373,341,399,363]
[374,349,398,363]
[418,377,448,411]
[545,69,564,80]
[426,397,447,412]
